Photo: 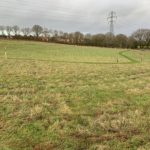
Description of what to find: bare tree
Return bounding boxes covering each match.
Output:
[42,28,49,38]
[127,36,137,49]
[92,34,105,47]
[49,29,54,37]
[62,32,69,43]
[12,25,20,35]
[84,33,92,46]
[143,29,150,48]
[32,25,43,38]
[132,29,145,48]
[73,32,84,45]
[105,32,115,47]
[132,29,150,48]
[115,34,128,48]
[68,33,74,44]
[58,30,64,37]
[54,30,58,37]
[0,25,5,36]
[21,27,31,36]
[6,26,12,37]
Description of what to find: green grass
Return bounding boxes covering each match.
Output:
[124,50,150,62]
[0,40,130,63]
[0,40,150,150]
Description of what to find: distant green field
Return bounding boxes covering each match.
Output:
[0,40,150,150]
[0,40,130,63]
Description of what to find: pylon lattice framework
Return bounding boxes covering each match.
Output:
[107,11,117,35]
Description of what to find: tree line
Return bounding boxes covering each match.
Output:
[0,25,150,49]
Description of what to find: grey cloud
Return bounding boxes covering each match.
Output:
[0,0,149,35]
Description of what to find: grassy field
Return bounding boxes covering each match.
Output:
[0,40,150,150]
[0,40,132,63]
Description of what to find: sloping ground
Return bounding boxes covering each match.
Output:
[0,41,150,150]
[0,40,129,63]
[123,50,150,63]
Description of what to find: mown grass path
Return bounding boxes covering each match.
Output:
[119,50,140,63]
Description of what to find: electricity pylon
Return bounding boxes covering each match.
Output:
[107,11,117,35]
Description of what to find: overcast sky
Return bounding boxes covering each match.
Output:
[0,0,150,35]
